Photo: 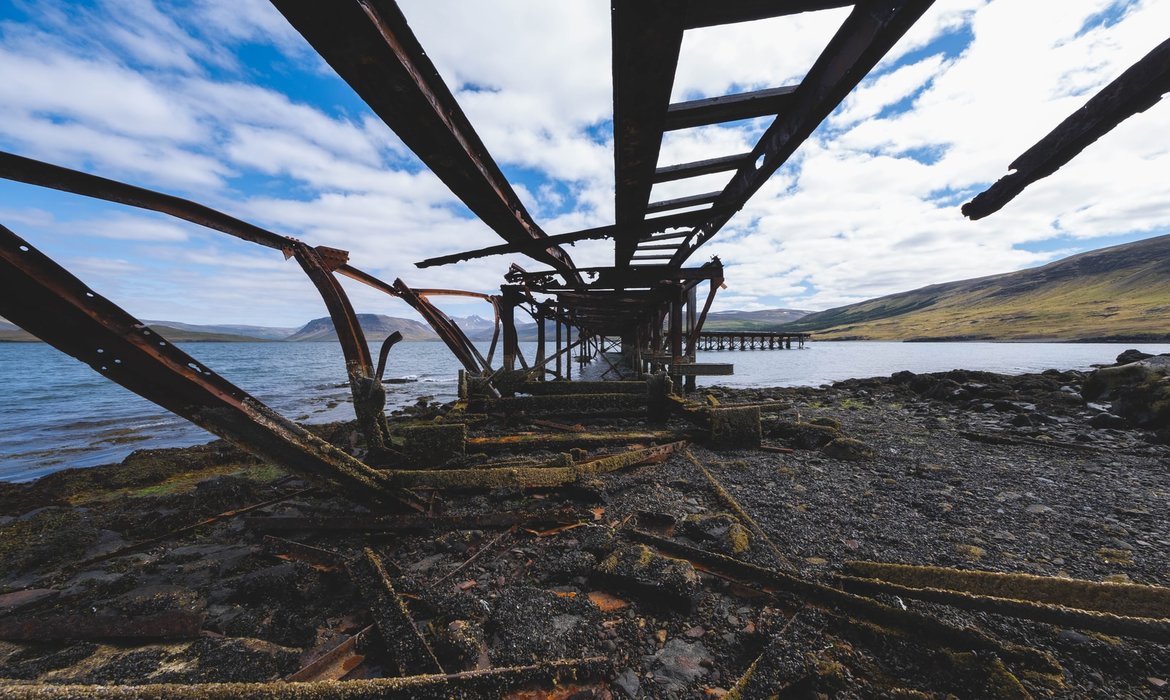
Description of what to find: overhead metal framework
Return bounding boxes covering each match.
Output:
[0,0,957,486]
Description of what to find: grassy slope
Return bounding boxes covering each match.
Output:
[784,235,1170,341]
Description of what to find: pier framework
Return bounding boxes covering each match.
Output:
[697,331,810,351]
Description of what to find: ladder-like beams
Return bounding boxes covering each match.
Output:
[664,86,799,131]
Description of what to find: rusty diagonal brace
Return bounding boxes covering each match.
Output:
[0,224,417,510]
[0,151,498,445]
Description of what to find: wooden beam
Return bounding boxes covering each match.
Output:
[654,152,753,183]
[664,86,799,131]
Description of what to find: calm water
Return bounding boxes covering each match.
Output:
[2,340,1168,482]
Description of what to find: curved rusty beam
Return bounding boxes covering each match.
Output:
[0,224,414,510]
[291,243,393,457]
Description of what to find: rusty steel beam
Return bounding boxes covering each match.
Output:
[664,85,800,131]
[0,151,289,251]
[612,0,685,266]
[654,153,754,183]
[269,0,579,280]
[414,208,720,269]
[0,224,411,510]
[963,36,1170,220]
[0,152,404,453]
[645,191,722,215]
[670,0,935,267]
[392,278,488,376]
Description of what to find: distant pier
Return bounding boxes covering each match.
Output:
[697,331,810,350]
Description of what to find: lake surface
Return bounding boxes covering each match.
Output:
[3,340,1168,482]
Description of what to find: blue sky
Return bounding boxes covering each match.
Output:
[1,0,1168,327]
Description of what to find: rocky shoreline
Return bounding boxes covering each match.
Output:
[1,353,1168,698]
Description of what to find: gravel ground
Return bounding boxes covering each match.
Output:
[0,366,1168,698]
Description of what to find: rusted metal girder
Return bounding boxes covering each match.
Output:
[611,0,686,267]
[963,36,1170,220]
[269,0,580,281]
[0,224,411,510]
[413,208,721,269]
[392,278,489,377]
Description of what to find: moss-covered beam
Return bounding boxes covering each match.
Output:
[843,561,1170,619]
[249,510,580,534]
[466,430,680,453]
[837,574,1170,643]
[379,441,685,490]
[489,393,647,414]
[0,657,610,699]
[345,547,444,676]
[623,528,1061,675]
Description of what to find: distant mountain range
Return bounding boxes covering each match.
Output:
[783,234,1170,342]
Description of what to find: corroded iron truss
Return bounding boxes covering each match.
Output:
[2,0,1159,499]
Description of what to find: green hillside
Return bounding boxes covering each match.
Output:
[784,234,1170,341]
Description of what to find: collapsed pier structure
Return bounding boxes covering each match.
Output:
[2,1,1170,696]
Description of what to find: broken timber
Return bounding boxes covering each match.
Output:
[249,509,580,534]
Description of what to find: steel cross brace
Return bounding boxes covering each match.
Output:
[0,224,415,510]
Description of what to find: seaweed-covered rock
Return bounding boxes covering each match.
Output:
[821,437,877,461]
[593,544,700,611]
[681,513,750,555]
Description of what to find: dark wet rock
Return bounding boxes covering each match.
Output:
[487,586,597,666]
[110,584,204,617]
[1116,349,1154,365]
[889,370,916,384]
[152,637,300,683]
[1089,412,1128,429]
[544,549,598,582]
[821,437,876,461]
[763,420,840,449]
[0,507,101,577]
[1083,355,1170,429]
[575,524,617,554]
[593,544,700,611]
[651,638,711,693]
[614,667,641,697]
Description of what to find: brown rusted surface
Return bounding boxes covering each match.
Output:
[286,625,375,682]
